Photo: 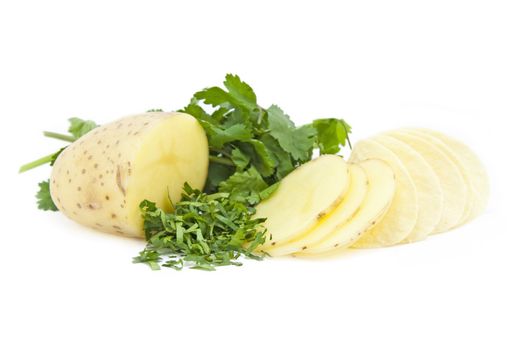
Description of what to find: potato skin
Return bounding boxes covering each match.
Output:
[50,112,208,238]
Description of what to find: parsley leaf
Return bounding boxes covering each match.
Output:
[36,180,58,211]
[313,118,352,154]
[68,117,98,139]
[267,105,316,162]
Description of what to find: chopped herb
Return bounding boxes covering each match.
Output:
[133,183,266,271]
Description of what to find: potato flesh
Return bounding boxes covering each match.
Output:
[255,155,350,249]
[387,131,468,233]
[411,129,489,224]
[350,140,418,247]
[373,135,444,242]
[266,163,367,257]
[303,159,395,255]
[50,112,208,238]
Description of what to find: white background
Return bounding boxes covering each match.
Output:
[1,1,524,349]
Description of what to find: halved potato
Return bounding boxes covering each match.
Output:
[50,112,209,238]
[350,140,418,247]
[412,128,489,223]
[387,130,468,233]
[373,135,444,242]
[301,159,395,255]
[266,163,368,257]
[255,155,350,250]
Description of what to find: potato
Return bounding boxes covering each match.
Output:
[301,159,396,255]
[410,128,489,224]
[387,130,468,233]
[266,163,368,257]
[350,139,418,247]
[373,135,444,242]
[50,112,209,238]
[255,155,350,250]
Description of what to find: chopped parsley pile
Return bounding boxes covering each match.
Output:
[20,74,352,270]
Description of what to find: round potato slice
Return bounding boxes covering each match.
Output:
[350,139,418,247]
[266,163,368,257]
[301,159,396,255]
[387,130,468,233]
[411,128,489,223]
[255,155,350,249]
[373,135,444,242]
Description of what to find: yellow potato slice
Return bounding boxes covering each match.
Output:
[387,130,468,233]
[350,140,418,247]
[411,128,489,224]
[265,163,368,257]
[301,159,396,255]
[255,155,350,249]
[373,135,444,242]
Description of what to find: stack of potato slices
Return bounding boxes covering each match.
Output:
[255,128,489,256]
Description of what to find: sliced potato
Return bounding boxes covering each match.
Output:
[255,155,350,249]
[373,134,443,242]
[266,163,368,257]
[350,140,418,247]
[387,130,468,233]
[301,159,395,255]
[412,128,489,223]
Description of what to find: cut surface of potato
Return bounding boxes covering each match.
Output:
[411,128,489,223]
[350,139,418,247]
[301,159,396,255]
[255,155,350,249]
[50,112,209,238]
[387,130,468,233]
[373,134,443,242]
[266,163,368,257]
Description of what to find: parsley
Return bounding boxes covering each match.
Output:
[36,180,58,211]
[133,183,266,271]
[181,74,352,203]
[20,118,98,211]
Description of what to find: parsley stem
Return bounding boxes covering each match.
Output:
[19,153,56,173]
[209,156,234,166]
[43,131,76,142]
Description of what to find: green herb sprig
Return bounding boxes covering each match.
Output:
[20,118,98,211]
[180,74,351,205]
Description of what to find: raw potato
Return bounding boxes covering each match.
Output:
[301,159,396,255]
[387,130,468,233]
[266,163,368,257]
[373,135,444,242]
[50,112,209,238]
[411,128,489,224]
[350,139,418,247]
[255,155,350,250]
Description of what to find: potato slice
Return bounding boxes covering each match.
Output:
[373,135,444,242]
[265,163,368,257]
[255,155,349,249]
[411,128,489,223]
[350,140,418,247]
[50,112,209,238]
[301,159,395,255]
[387,130,468,233]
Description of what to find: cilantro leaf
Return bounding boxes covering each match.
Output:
[36,180,58,211]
